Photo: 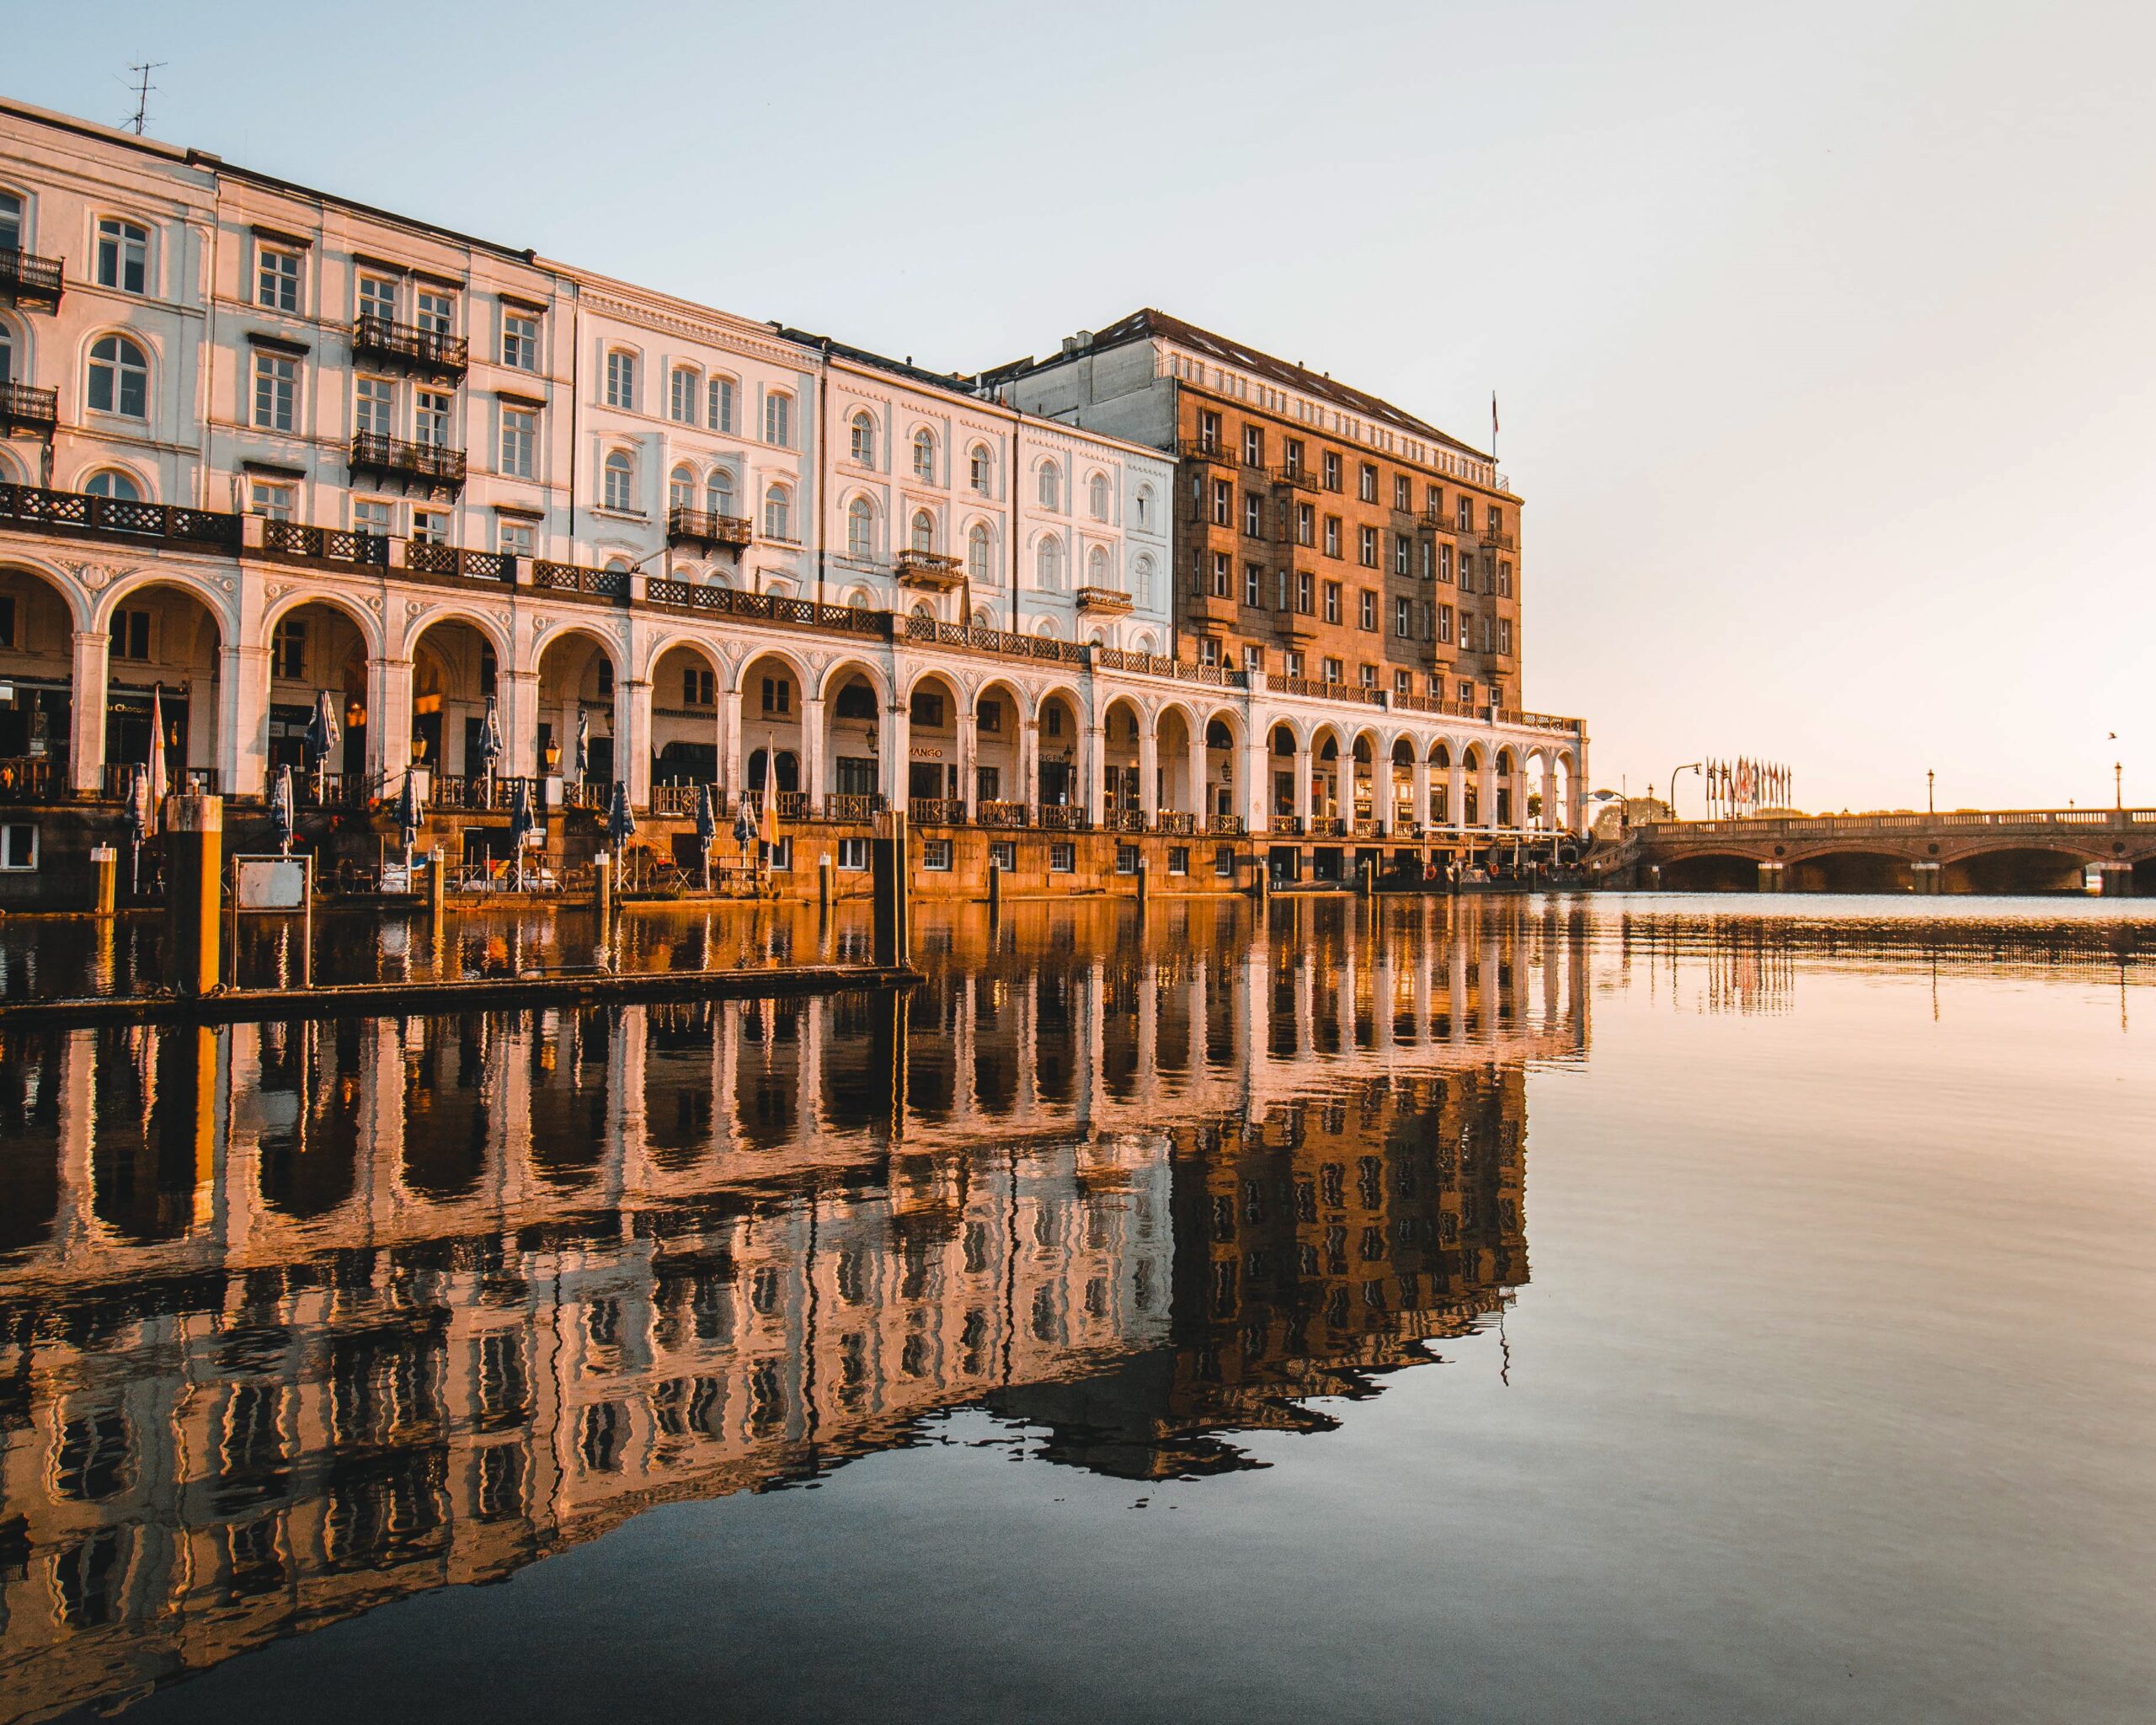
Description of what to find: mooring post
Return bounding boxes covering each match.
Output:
[90,845,116,917]
[1134,857,1149,916]
[819,852,835,912]
[428,844,446,924]
[986,857,1001,925]
[595,850,614,929]
[1252,850,1270,903]
[164,791,221,997]
[872,809,910,968]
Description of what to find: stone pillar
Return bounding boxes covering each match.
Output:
[2099,863,2136,899]
[498,666,540,779]
[1409,756,1429,836]
[69,629,109,795]
[1138,723,1159,825]
[616,677,651,808]
[367,656,414,786]
[882,701,911,808]
[1019,718,1040,821]
[956,710,979,820]
[1910,860,1941,895]
[220,642,270,799]
[1756,861,1786,894]
[1293,743,1313,828]
[800,696,827,816]
[1083,722,1105,820]
[1187,728,1209,825]
[719,682,744,811]
[1244,729,1268,833]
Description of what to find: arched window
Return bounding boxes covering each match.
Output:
[1134,484,1154,529]
[846,589,871,611]
[846,496,874,559]
[83,470,143,502]
[1086,545,1109,590]
[1036,536,1066,591]
[911,601,934,621]
[911,428,935,481]
[1133,554,1155,608]
[763,483,792,539]
[669,463,696,510]
[87,334,148,419]
[971,608,991,628]
[0,192,20,254]
[969,443,991,494]
[849,411,876,465]
[967,523,991,587]
[1037,460,1061,511]
[705,468,734,518]
[1036,616,1061,639]
[602,449,635,511]
[1088,472,1110,520]
[910,510,934,553]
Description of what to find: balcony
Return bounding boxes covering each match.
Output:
[666,505,754,553]
[1273,606,1321,645]
[894,547,966,591]
[350,312,468,378]
[1271,466,1318,495]
[1189,592,1241,628]
[0,248,63,312]
[977,800,1029,828]
[1075,585,1133,616]
[350,431,466,495]
[1177,438,1237,470]
[408,542,514,583]
[0,380,58,437]
[909,796,966,826]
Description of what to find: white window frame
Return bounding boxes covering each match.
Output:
[0,822,38,872]
[256,243,302,313]
[252,350,298,433]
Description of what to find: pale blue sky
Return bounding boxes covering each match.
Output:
[11,0,2153,810]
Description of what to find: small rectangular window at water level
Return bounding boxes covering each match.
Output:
[0,824,37,871]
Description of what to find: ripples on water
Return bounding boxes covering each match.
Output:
[0,895,2151,1724]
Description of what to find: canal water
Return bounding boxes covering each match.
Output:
[1,896,2150,1723]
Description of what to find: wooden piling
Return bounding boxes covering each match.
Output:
[90,846,116,917]
[163,792,221,997]
[871,809,910,968]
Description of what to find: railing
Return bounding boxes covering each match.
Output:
[0,482,242,549]
[826,793,884,822]
[1270,814,1303,836]
[407,542,515,582]
[909,796,965,825]
[902,611,1091,664]
[1422,510,1473,534]
[1105,808,1147,833]
[976,800,1029,827]
[0,248,64,306]
[1075,585,1134,611]
[424,773,531,811]
[1309,816,1348,838]
[1273,674,1386,707]
[1351,817,1381,838]
[648,783,699,815]
[263,520,391,566]
[0,379,58,431]
[0,757,57,802]
[1177,438,1237,466]
[1038,805,1091,830]
[350,312,468,374]
[894,548,965,586]
[1208,814,1245,836]
[774,791,808,819]
[560,778,610,810]
[1157,811,1197,836]
[278,766,377,808]
[648,579,887,638]
[532,559,627,598]
[1271,466,1319,494]
[1092,644,1248,688]
[350,431,467,490]
[1641,808,2156,840]
[665,505,754,549]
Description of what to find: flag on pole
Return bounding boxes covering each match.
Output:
[1491,392,1499,456]
[758,734,779,851]
[146,684,168,833]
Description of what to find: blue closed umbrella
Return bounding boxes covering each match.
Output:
[305,689,341,769]
[695,782,718,889]
[509,777,536,889]
[574,708,590,782]
[606,780,635,851]
[270,764,296,855]
[397,771,422,852]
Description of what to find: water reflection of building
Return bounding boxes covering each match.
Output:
[0,902,1585,1724]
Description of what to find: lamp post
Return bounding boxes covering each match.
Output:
[1927,769,1935,814]
[1668,761,1700,821]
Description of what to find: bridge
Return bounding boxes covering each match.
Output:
[1614,808,2156,895]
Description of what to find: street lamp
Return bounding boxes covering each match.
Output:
[1927,769,1935,814]
[1668,761,1701,821]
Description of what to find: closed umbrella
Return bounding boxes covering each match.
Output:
[270,764,296,855]
[757,734,779,862]
[126,765,148,894]
[475,694,502,796]
[574,708,590,783]
[145,684,168,831]
[606,778,635,848]
[732,799,757,873]
[397,769,422,886]
[695,782,718,889]
[305,688,341,798]
[509,777,536,891]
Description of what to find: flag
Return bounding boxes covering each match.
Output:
[146,684,168,832]
[758,734,779,849]
[1491,392,1499,451]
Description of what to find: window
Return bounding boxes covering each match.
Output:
[0,324,10,386]
[1359,662,1378,688]
[670,366,700,424]
[1395,596,1412,637]
[500,404,536,478]
[498,519,534,557]
[0,824,35,871]
[414,388,451,447]
[1086,544,1110,590]
[760,676,792,715]
[1036,537,1065,590]
[1038,461,1061,510]
[846,498,874,559]
[1167,846,1189,877]
[763,483,792,539]
[1498,561,1513,597]
[1359,590,1377,631]
[1134,483,1153,528]
[1322,656,1343,685]
[95,218,148,294]
[1296,569,1314,614]
[670,463,696,511]
[1427,483,1442,515]
[415,287,454,337]
[1283,437,1305,477]
[969,443,991,494]
[112,608,151,660]
[1323,515,1341,558]
[1210,552,1231,599]
[605,350,636,409]
[913,428,936,481]
[1242,425,1263,467]
[989,839,1017,872]
[968,523,991,586]
[1198,409,1223,451]
[1498,618,1513,654]
[358,274,398,326]
[1049,841,1075,873]
[707,375,735,431]
[1088,471,1110,519]
[1420,538,1435,579]
[1393,474,1412,511]
[1243,493,1262,537]
[1438,605,1454,644]
[849,411,876,465]
[1395,668,1413,696]
[1294,501,1315,547]
[248,480,296,521]
[1358,462,1378,503]
[910,510,935,554]
[411,507,446,545]
[603,450,635,511]
[87,334,147,419]
[1438,542,1454,584]
[1197,636,1219,666]
[1358,525,1378,568]
[1115,844,1139,876]
[83,470,142,502]
[501,307,540,370]
[250,350,296,433]
[1322,450,1342,491]
[1211,479,1231,527]
[682,665,715,705]
[256,243,301,312]
[922,839,953,871]
[272,616,306,679]
[764,390,792,446]
[1394,533,1412,576]
[1244,562,1262,607]
[838,836,869,871]
[705,469,734,517]
[1214,844,1236,879]
[1323,581,1342,625]
[0,191,19,254]
[355,376,395,437]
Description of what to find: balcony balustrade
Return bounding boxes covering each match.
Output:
[976,800,1029,828]
[0,248,64,311]
[350,431,466,494]
[350,313,468,377]
[1038,805,1091,831]
[894,547,966,591]
[909,796,966,825]
[0,380,58,436]
[665,505,754,553]
[1177,438,1238,469]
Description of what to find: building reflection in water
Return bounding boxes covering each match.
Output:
[0,900,1587,1724]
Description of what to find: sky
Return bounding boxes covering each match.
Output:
[8,0,2153,812]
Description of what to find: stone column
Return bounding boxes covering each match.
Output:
[367,656,414,787]
[220,642,271,798]
[882,699,911,808]
[1020,718,1040,821]
[1293,742,1313,828]
[1138,723,1159,825]
[498,666,540,779]
[1083,722,1105,820]
[68,629,109,795]
[1245,729,1269,832]
[800,695,827,815]
[1187,728,1209,825]
[719,682,744,812]
[615,677,652,807]
[956,710,979,819]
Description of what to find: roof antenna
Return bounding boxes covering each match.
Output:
[124,61,165,136]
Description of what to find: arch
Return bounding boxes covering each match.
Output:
[601,447,636,511]
[1086,469,1111,521]
[847,409,878,466]
[815,655,889,706]
[1085,543,1111,590]
[639,628,723,683]
[96,578,226,787]
[1132,553,1155,609]
[0,314,17,390]
[85,329,150,419]
[846,495,877,561]
[0,562,91,787]
[1036,457,1062,511]
[909,508,936,553]
[80,466,148,503]
[266,599,372,777]
[1785,849,1913,894]
[966,520,994,586]
[967,441,994,494]
[910,425,937,481]
[261,586,384,660]
[1134,482,1155,531]
[1940,846,2093,895]
[668,462,696,510]
[762,482,793,541]
[704,466,736,517]
[1133,629,1160,655]
[96,567,235,638]
[1662,852,1763,893]
[1035,534,1067,591]
[650,637,723,787]
[1428,738,1452,767]
[1269,719,1305,754]
[843,586,874,611]
[735,643,814,700]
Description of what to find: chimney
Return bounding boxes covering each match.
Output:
[1061,330,1092,356]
